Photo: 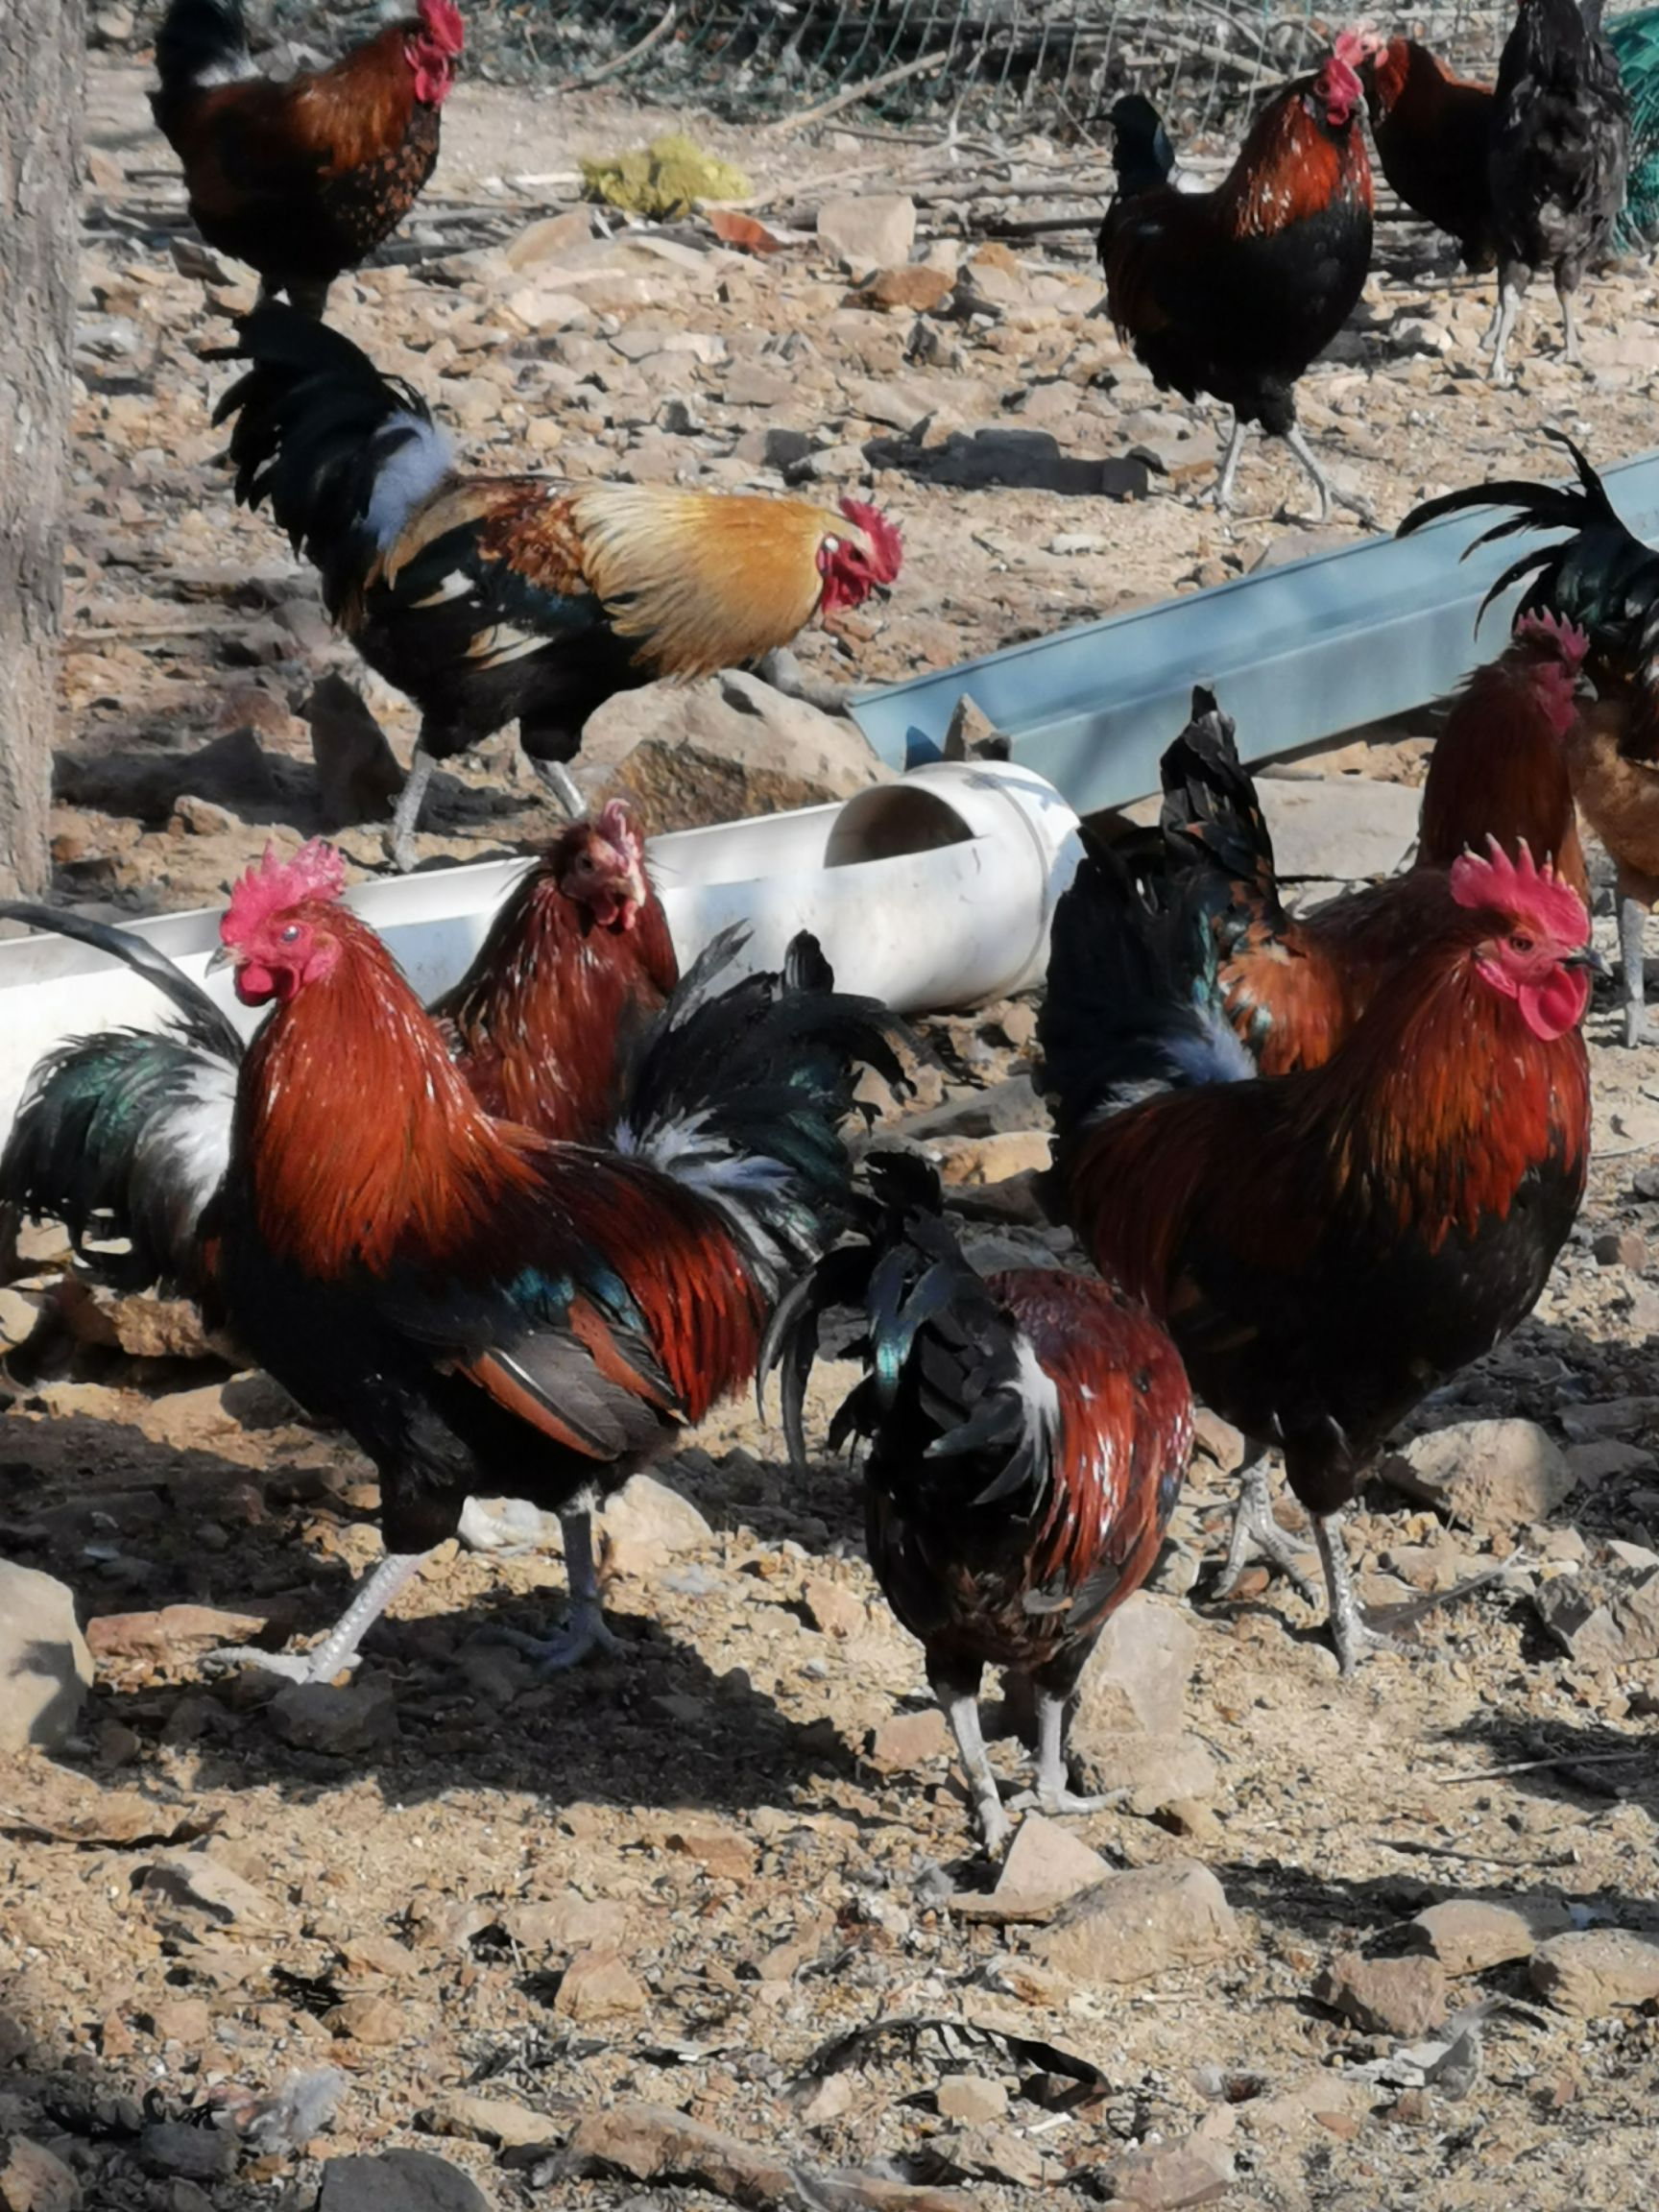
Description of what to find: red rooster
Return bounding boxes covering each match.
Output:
[1155,611,1590,1080]
[1,806,672,1299]
[1358,38,1499,273]
[431,800,678,1140]
[213,307,904,868]
[766,1153,1191,1854]
[150,0,464,319]
[1040,839,1594,1673]
[154,841,897,1683]
[1099,30,1380,519]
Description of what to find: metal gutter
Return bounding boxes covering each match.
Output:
[851,446,1659,811]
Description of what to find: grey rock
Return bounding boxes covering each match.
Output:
[1534,1561,1659,1663]
[1076,1593,1199,1739]
[816,193,917,276]
[0,1561,92,1752]
[137,2124,235,2181]
[1531,1929,1659,2015]
[1030,1860,1236,1986]
[1381,1418,1575,1537]
[319,2150,491,2212]
[1409,1896,1573,1972]
[1255,773,1421,891]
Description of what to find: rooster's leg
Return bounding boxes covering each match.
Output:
[1556,281,1581,366]
[1214,1446,1318,1605]
[1009,1682,1124,1820]
[1281,426,1376,528]
[930,1659,1009,1856]
[531,758,586,822]
[387,746,437,872]
[207,1549,428,1685]
[1214,417,1250,513]
[489,1509,623,1671]
[1315,1510,1406,1675]
[1620,883,1649,1046]
[1488,279,1522,386]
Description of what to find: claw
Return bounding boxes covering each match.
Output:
[204,1643,356,1686]
[484,1603,623,1673]
[1008,1784,1124,1818]
[1214,1455,1318,1608]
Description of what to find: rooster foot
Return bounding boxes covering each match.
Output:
[1315,1512,1411,1676]
[1008,1784,1125,1819]
[1213,1455,1319,1608]
[485,1603,624,1672]
[204,1644,358,1686]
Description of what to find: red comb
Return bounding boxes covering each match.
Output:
[1515,609,1590,668]
[1450,837,1588,944]
[595,797,643,859]
[419,0,465,52]
[839,497,904,584]
[222,839,347,947]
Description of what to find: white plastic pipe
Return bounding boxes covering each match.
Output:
[0,760,1082,1144]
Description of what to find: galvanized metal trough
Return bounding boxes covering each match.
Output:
[851,446,1659,810]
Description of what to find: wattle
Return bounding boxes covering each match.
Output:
[1520,966,1590,1041]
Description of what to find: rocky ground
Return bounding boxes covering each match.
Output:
[5,57,1659,2212]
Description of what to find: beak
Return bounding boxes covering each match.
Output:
[1565,944,1612,978]
[1575,672,1598,706]
[204,945,232,975]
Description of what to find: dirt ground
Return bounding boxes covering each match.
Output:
[5,60,1659,2212]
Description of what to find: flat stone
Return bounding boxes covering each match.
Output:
[325,1996,406,2046]
[318,2150,490,2212]
[1095,2138,1235,2208]
[138,1851,271,1927]
[1078,1731,1219,1813]
[817,193,917,276]
[859,264,954,313]
[269,1676,399,1755]
[1380,1418,1575,1537]
[136,2124,235,2181]
[987,1814,1113,1915]
[0,1562,92,1751]
[1409,1896,1573,1972]
[429,2091,561,2151]
[501,1895,627,1951]
[600,1474,711,1560]
[1315,1949,1447,2038]
[0,2138,78,2212]
[937,2074,1008,2125]
[1530,1928,1659,2015]
[802,1575,865,1640]
[1533,1562,1659,1663]
[1254,773,1422,888]
[86,1604,267,1660]
[1030,1860,1236,1986]
[1568,1439,1658,1485]
[554,1946,649,2021]
[866,1705,951,1772]
[1077,1594,1200,1738]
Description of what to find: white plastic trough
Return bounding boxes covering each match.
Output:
[0,759,1082,1143]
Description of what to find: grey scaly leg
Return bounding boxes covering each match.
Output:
[1488,279,1522,386]
[1620,887,1648,1047]
[1282,424,1376,527]
[1215,1445,1318,1605]
[1557,281,1581,366]
[490,1509,623,1671]
[938,1681,1010,1857]
[531,758,585,822]
[1010,1685,1123,1819]
[209,1550,428,1685]
[1214,416,1250,513]
[387,745,436,872]
[1315,1510,1404,1675]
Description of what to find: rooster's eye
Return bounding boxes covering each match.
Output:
[1509,934,1534,954]
[279,925,301,945]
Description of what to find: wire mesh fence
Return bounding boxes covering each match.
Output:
[457,0,1521,142]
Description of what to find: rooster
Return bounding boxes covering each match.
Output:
[1099,31,1380,520]
[1402,432,1659,1042]
[0,809,691,1648]
[1152,613,1589,1080]
[212,306,904,869]
[1486,0,1629,383]
[1040,838,1594,1673]
[150,0,464,320]
[1358,37,1500,273]
[170,842,899,1683]
[765,1153,1191,1855]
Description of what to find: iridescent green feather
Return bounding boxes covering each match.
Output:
[1609,8,1659,249]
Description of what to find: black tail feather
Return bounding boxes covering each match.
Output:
[0,903,244,1063]
[153,0,249,107]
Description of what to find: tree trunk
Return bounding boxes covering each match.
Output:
[0,6,84,898]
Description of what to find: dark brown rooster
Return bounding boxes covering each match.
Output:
[1040,838,1594,1673]
[151,0,463,319]
[766,1153,1191,1854]
[1359,37,1500,273]
[1099,30,1379,519]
